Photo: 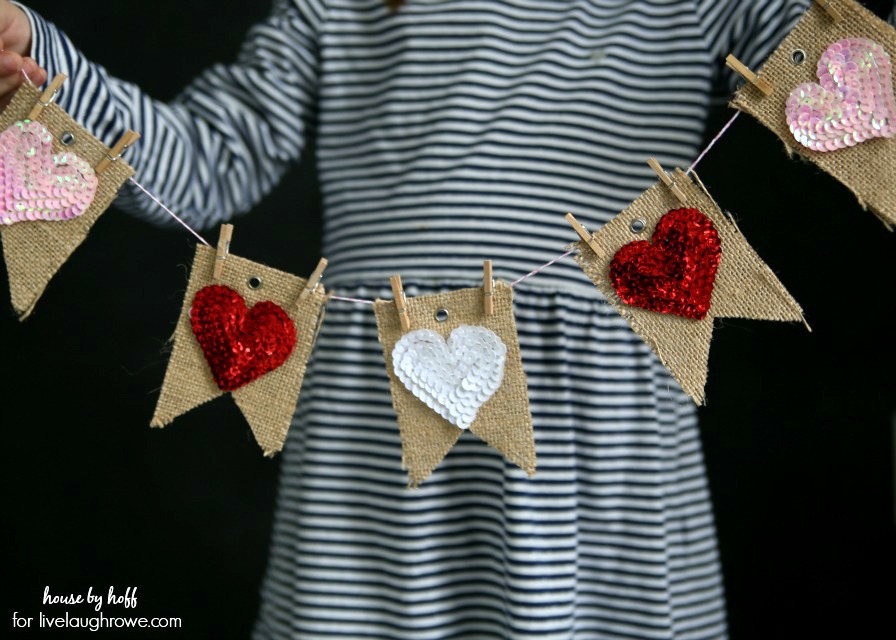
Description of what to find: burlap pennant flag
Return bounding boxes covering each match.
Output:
[730,0,896,227]
[151,243,328,456]
[374,280,536,487]
[570,169,807,405]
[0,80,136,318]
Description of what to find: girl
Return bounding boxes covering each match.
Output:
[0,1,818,638]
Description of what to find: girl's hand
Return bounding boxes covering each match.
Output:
[0,1,48,108]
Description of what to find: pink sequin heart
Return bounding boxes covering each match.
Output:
[0,120,98,225]
[785,38,896,152]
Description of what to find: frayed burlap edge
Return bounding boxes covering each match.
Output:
[374,281,536,488]
[572,169,806,404]
[730,0,896,228]
[151,245,328,456]
[0,82,135,318]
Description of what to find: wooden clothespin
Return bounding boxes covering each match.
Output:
[725,54,774,97]
[483,260,494,316]
[213,224,234,280]
[390,274,411,331]
[96,130,141,174]
[298,257,328,304]
[565,213,606,260]
[27,73,66,120]
[647,157,687,203]
[815,0,843,22]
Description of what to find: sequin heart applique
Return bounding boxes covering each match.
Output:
[609,208,721,320]
[392,326,507,430]
[190,285,297,392]
[786,38,896,152]
[0,119,98,225]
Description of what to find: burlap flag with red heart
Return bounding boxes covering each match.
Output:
[151,244,328,456]
[0,81,136,318]
[570,169,807,405]
[374,282,535,487]
[731,0,896,227]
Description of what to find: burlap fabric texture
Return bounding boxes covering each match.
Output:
[0,82,135,318]
[151,245,328,456]
[731,0,896,228]
[374,282,536,488]
[573,169,806,405]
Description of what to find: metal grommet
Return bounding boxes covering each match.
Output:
[247,276,263,290]
[790,49,806,65]
[434,308,450,322]
[60,132,75,146]
[630,218,647,233]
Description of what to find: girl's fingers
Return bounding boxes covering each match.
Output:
[0,48,20,75]
[0,49,26,108]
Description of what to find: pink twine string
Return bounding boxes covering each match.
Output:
[510,248,578,287]
[330,295,376,305]
[328,248,581,305]
[128,177,211,247]
[125,171,581,302]
[687,111,740,174]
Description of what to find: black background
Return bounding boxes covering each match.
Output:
[2,1,894,638]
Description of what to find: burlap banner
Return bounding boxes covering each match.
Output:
[0,81,135,318]
[730,0,896,227]
[151,244,328,456]
[374,280,535,487]
[571,169,807,405]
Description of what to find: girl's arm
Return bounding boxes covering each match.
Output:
[7,0,326,230]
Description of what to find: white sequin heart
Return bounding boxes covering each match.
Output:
[392,325,507,430]
[785,38,896,152]
[0,120,98,225]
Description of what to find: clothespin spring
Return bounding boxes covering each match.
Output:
[390,274,411,331]
[815,0,843,22]
[565,213,606,260]
[298,258,328,304]
[647,157,687,203]
[27,73,67,120]
[213,224,234,280]
[483,260,494,316]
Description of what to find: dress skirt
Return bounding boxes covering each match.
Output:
[253,279,727,640]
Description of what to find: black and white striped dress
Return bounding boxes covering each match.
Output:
[26,0,811,637]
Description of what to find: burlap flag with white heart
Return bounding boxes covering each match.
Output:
[571,169,807,405]
[731,0,896,227]
[374,281,535,487]
[151,244,328,456]
[0,81,136,318]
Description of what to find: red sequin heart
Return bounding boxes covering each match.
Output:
[609,208,721,320]
[190,285,297,391]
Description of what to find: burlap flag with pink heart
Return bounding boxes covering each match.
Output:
[151,244,329,456]
[0,81,135,318]
[731,0,896,228]
[374,282,536,487]
[570,170,808,405]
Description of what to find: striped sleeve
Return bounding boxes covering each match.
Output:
[696,0,811,95]
[19,0,327,230]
